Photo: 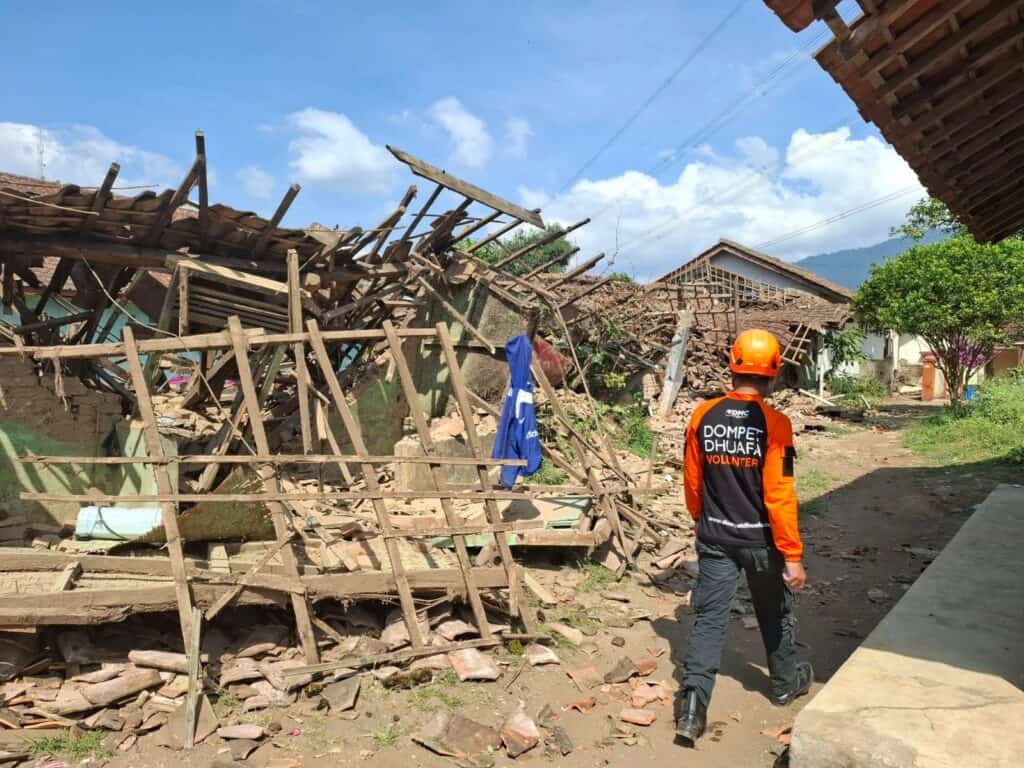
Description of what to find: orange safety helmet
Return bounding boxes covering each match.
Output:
[730,329,781,378]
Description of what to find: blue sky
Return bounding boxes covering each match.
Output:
[0,0,923,279]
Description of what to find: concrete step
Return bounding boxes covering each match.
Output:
[792,484,1024,768]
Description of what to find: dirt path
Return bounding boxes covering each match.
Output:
[110,405,1015,768]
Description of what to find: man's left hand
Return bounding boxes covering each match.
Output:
[783,561,807,591]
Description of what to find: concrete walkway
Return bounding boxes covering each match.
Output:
[792,484,1024,768]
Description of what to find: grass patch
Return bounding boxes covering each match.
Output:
[531,460,569,485]
[214,689,242,715]
[369,724,402,749]
[29,730,111,760]
[575,561,616,593]
[828,374,887,402]
[413,670,465,713]
[797,468,836,502]
[906,372,1024,465]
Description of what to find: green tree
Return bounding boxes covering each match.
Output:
[890,197,964,240]
[466,224,576,277]
[853,236,1024,403]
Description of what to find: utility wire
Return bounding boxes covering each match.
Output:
[617,108,859,256]
[577,27,831,225]
[555,0,750,195]
[752,185,921,250]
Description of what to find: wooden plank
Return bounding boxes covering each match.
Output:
[400,184,442,243]
[382,520,545,538]
[491,219,589,270]
[547,252,605,288]
[436,323,535,633]
[12,311,94,337]
[227,316,319,664]
[194,132,209,249]
[523,246,580,279]
[167,255,300,297]
[33,257,75,314]
[0,549,512,584]
[184,607,202,750]
[288,251,312,455]
[19,489,579,503]
[4,327,441,360]
[18,454,526,466]
[204,537,291,621]
[253,184,300,258]
[306,318,425,648]
[387,145,543,228]
[465,211,535,254]
[449,208,503,247]
[177,265,190,336]
[382,320,493,641]
[122,326,194,648]
[146,157,202,246]
[51,561,81,591]
[80,162,119,235]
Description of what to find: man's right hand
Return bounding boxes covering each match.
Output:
[783,561,807,591]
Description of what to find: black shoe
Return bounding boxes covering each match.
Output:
[674,688,707,747]
[770,661,814,706]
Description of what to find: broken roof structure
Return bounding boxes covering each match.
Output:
[0,132,682,711]
[762,0,1024,242]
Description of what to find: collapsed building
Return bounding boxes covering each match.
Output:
[0,136,699,756]
[0,132,855,758]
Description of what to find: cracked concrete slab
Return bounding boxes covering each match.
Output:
[792,484,1024,768]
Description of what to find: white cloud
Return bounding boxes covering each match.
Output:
[521,127,923,281]
[428,97,493,168]
[286,108,396,193]
[505,117,532,158]
[0,122,183,188]
[236,165,275,199]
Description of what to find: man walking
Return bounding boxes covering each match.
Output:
[675,329,813,747]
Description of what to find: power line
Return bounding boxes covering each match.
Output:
[555,0,750,196]
[575,27,831,225]
[616,108,860,256]
[752,185,921,250]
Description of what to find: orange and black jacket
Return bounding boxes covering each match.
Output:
[684,392,803,562]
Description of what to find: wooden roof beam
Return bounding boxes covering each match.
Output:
[878,2,1020,99]
[253,183,300,258]
[81,162,119,235]
[920,92,1024,154]
[145,157,203,246]
[387,145,543,229]
[491,218,589,270]
[195,131,209,250]
[903,62,1024,139]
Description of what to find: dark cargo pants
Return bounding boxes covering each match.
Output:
[682,540,797,705]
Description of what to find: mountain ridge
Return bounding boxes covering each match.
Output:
[794,229,947,290]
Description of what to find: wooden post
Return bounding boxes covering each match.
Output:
[436,323,535,632]
[227,317,319,664]
[122,327,194,649]
[306,319,425,648]
[194,132,209,250]
[177,266,190,336]
[658,310,695,418]
[287,251,312,455]
[184,606,201,753]
[381,321,493,640]
[184,606,202,750]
